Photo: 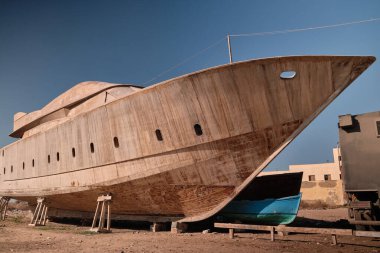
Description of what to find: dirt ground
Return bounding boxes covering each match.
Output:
[0,208,379,253]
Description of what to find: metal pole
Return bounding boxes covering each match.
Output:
[227,34,233,64]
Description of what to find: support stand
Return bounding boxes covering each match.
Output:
[171,222,188,233]
[90,194,112,233]
[151,222,167,232]
[29,197,48,226]
[0,197,10,220]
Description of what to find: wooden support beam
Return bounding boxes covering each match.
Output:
[151,222,167,232]
[90,193,112,233]
[229,228,234,239]
[215,222,353,245]
[171,222,188,234]
[270,227,275,242]
[354,230,380,238]
[349,219,380,226]
[29,197,48,226]
[0,197,10,221]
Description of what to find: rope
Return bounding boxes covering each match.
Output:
[143,17,380,85]
[143,37,226,85]
[230,17,380,37]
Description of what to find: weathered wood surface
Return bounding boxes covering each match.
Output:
[214,222,353,236]
[215,222,353,245]
[0,56,375,222]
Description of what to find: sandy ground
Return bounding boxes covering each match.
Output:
[0,208,379,253]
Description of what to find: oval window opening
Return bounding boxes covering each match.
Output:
[72,148,76,158]
[57,152,60,162]
[280,71,296,79]
[48,155,51,164]
[113,137,120,148]
[3,168,5,174]
[32,159,35,167]
[90,143,95,153]
[194,124,203,136]
[11,165,13,173]
[23,162,25,170]
[155,129,163,141]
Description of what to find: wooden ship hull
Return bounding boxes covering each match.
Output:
[0,56,375,222]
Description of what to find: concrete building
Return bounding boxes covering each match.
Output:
[260,148,345,206]
[289,148,342,182]
[289,148,344,206]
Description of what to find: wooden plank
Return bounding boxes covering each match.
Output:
[350,201,372,209]
[214,223,353,236]
[349,219,380,226]
[277,226,353,236]
[229,228,234,239]
[215,222,274,231]
[354,230,380,238]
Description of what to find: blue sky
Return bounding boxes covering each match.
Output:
[0,0,379,170]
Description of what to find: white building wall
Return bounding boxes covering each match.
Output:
[289,148,341,182]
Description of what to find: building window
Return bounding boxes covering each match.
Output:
[308,175,315,181]
[90,143,95,153]
[72,148,76,158]
[339,174,342,179]
[32,159,35,167]
[48,155,51,164]
[11,165,13,173]
[23,162,25,170]
[155,129,163,141]
[376,121,380,135]
[113,137,120,148]
[3,168,5,174]
[57,152,60,162]
[324,174,331,181]
[194,124,203,136]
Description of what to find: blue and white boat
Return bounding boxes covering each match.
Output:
[218,172,303,225]
[220,193,302,225]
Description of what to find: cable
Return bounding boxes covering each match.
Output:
[143,37,226,85]
[143,17,380,85]
[230,17,380,37]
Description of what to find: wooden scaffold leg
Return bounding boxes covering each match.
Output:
[0,197,10,221]
[90,194,112,233]
[29,197,48,226]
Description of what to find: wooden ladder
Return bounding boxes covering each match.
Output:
[29,197,48,226]
[90,194,112,233]
[0,197,10,220]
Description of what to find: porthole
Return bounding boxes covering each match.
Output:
[194,124,203,136]
[57,152,60,161]
[23,162,25,170]
[155,129,163,141]
[11,165,13,173]
[90,143,95,153]
[280,70,296,79]
[113,137,120,148]
[32,159,35,167]
[72,148,76,158]
[48,155,51,164]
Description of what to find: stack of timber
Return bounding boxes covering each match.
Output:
[0,56,375,222]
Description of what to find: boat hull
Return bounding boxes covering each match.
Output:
[220,194,302,225]
[0,56,375,222]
